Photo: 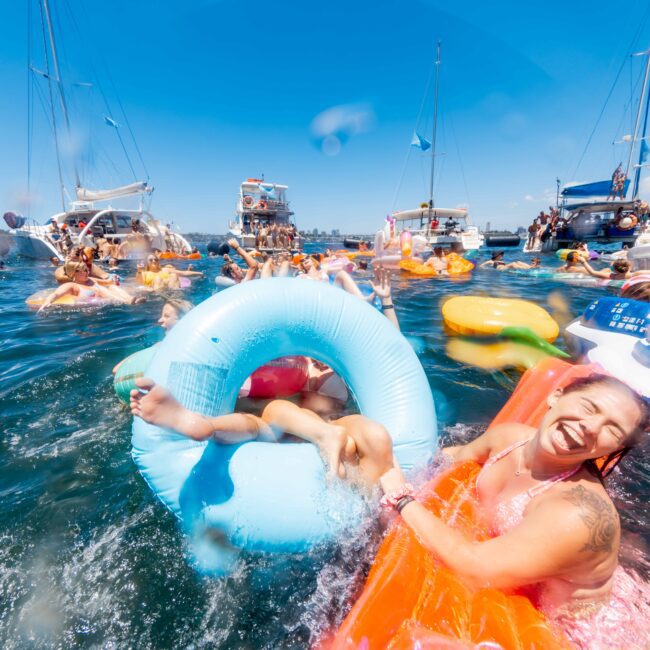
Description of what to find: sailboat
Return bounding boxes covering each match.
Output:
[5,0,191,261]
[384,43,483,253]
[545,48,650,252]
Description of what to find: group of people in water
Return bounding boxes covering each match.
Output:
[23,226,650,648]
[37,242,205,312]
[130,248,650,648]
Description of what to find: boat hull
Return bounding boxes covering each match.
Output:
[11,231,61,260]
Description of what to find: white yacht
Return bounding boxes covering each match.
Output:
[390,206,483,251]
[228,178,301,251]
[6,182,191,261]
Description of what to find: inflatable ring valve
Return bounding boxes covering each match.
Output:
[132,278,436,572]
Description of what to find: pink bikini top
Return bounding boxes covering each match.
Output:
[476,438,581,536]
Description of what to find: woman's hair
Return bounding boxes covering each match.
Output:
[164,299,193,317]
[566,251,579,263]
[64,260,87,280]
[221,261,236,278]
[560,373,649,479]
[612,259,630,273]
[621,280,650,302]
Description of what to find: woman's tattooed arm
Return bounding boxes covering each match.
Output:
[563,485,618,553]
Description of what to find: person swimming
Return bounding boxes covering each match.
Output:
[112,299,193,375]
[38,261,144,312]
[556,251,585,273]
[220,239,261,283]
[131,373,649,648]
[137,255,203,290]
[480,251,507,269]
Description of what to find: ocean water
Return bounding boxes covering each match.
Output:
[0,242,648,648]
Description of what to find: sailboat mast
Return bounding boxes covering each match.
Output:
[625,48,650,187]
[428,42,441,209]
[633,49,650,199]
[42,0,80,189]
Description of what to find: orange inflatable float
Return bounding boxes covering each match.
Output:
[159,251,201,260]
[446,252,474,275]
[330,358,599,650]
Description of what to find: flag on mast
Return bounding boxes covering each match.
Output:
[103,115,120,128]
[411,132,431,151]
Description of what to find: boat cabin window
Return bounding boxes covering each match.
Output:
[115,215,133,230]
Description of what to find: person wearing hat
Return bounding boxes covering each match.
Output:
[479,250,507,268]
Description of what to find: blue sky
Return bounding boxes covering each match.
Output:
[1,0,650,234]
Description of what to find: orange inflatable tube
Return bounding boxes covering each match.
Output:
[159,251,201,260]
[329,358,600,650]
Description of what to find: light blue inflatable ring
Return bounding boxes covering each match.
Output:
[132,278,436,571]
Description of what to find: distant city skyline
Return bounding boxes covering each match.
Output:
[1,0,650,234]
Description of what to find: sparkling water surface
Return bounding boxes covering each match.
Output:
[0,242,648,648]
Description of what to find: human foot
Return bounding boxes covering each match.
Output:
[315,425,348,479]
[130,378,214,440]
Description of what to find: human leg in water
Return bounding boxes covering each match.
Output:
[333,270,374,301]
[130,380,392,480]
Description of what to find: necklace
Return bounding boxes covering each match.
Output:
[515,441,527,477]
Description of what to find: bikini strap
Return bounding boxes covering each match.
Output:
[476,437,532,492]
[483,437,531,468]
[527,464,582,498]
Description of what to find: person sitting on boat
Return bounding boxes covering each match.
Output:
[137,255,203,290]
[444,217,458,234]
[39,261,144,312]
[130,369,649,649]
[556,251,585,274]
[480,251,507,269]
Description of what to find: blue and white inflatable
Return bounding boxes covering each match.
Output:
[132,278,436,573]
[564,296,649,357]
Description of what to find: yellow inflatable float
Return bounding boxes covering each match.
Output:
[442,296,559,342]
[399,253,474,277]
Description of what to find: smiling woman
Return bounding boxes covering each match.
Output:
[371,373,650,648]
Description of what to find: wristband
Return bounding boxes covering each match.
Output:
[381,303,394,311]
[395,496,415,513]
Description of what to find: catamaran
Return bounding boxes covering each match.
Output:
[7,182,191,260]
[228,178,301,252]
[386,43,483,253]
[538,48,650,252]
[5,0,191,261]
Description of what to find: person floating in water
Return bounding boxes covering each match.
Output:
[131,373,650,648]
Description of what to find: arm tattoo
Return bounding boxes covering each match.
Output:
[563,485,617,553]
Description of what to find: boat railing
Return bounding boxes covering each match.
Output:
[240,199,290,212]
